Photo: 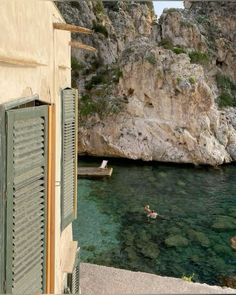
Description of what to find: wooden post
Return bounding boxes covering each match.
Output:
[46,105,56,294]
[53,23,93,34]
[0,55,46,67]
[69,41,96,52]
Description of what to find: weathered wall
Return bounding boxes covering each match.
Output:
[0,0,71,103]
[0,0,72,293]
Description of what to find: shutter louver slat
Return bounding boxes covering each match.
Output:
[13,227,44,248]
[14,130,44,145]
[14,167,44,186]
[14,180,45,197]
[61,89,78,229]
[6,106,48,294]
[13,264,43,292]
[67,248,80,293]
[13,237,44,256]
[13,255,43,282]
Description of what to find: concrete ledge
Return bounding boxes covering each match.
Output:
[80,263,235,294]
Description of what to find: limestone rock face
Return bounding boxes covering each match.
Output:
[57,1,236,165]
[159,2,236,81]
[78,39,236,165]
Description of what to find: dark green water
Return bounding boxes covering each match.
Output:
[73,158,236,286]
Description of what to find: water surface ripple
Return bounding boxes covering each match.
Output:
[73,158,236,286]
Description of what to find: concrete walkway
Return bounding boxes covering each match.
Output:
[80,263,235,294]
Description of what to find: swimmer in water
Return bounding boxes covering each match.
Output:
[144,205,158,219]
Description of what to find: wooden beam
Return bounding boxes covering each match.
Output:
[69,41,96,52]
[0,55,46,67]
[53,23,93,34]
[46,105,56,294]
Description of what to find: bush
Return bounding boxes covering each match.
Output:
[177,77,182,84]
[94,0,104,14]
[180,20,193,28]
[218,91,236,107]
[172,47,186,55]
[167,8,178,13]
[113,68,123,83]
[80,95,123,118]
[103,2,119,11]
[145,54,157,65]
[90,58,103,71]
[85,66,122,90]
[92,22,108,38]
[216,74,236,91]
[182,273,195,282]
[71,1,80,10]
[188,51,209,65]
[80,95,96,117]
[196,15,209,24]
[159,38,173,50]
[216,74,236,107]
[85,74,107,90]
[71,57,82,71]
[159,39,186,55]
[189,77,196,85]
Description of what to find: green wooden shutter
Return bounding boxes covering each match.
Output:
[67,248,80,294]
[61,88,78,230]
[0,106,6,294]
[5,105,48,294]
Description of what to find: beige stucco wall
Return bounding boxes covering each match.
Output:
[0,0,75,293]
[0,0,71,103]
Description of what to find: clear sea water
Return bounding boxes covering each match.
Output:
[73,157,236,286]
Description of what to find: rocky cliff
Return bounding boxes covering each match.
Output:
[57,0,236,165]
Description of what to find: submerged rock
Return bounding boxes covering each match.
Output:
[219,276,236,288]
[212,216,236,231]
[213,244,231,255]
[165,234,189,247]
[228,208,236,218]
[140,242,160,259]
[187,229,210,248]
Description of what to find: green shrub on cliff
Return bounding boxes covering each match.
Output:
[189,51,209,65]
[85,66,122,90]
[145,54,157,65]
[216,74,236,92]
[80,94,123,118]
[172,47,186,55]
[113,68,123,83]
[189,77,196,85]
[93,0,104,14]
[71,57,83,71]
[159,38,173,50]
[159,39,186,55]
[216,74,236,107]
[218,91,236,107]
[92,21,108,37]
[182,273,195,282]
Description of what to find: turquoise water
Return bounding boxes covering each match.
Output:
[73,158,236,286]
